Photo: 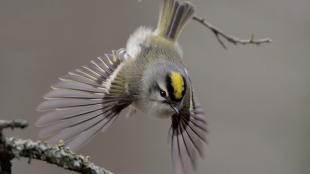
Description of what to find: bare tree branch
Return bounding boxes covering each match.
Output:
[0,120,113,174]
[192,16,272,49]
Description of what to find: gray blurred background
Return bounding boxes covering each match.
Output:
[0,0,309,174]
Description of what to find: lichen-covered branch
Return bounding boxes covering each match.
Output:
[0,120,28,130]
[0,120,29,174]
[0,120,113,174]
[5,137,113,174]
[192,16,272,49]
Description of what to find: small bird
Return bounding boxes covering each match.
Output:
[36,0,207,173]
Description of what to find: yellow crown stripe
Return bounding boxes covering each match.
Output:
[170,71,184,99]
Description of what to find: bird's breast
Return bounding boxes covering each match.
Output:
[132,99,174,119]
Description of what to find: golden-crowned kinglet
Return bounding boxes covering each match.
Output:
[36,0,207,173]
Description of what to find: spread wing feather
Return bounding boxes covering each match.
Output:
[36,49,132,150]
[170,84,207,174]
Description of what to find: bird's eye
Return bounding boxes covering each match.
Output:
[159,89,167,97]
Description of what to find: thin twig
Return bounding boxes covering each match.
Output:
[192,16,272,49]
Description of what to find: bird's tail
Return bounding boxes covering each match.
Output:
[156,0,195,41]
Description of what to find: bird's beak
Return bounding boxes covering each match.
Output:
[169,104,179,114]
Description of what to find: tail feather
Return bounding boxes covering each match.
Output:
[156,0,195,41]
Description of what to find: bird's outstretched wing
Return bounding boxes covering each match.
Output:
[170,86,207,174]
[36,49,132,150]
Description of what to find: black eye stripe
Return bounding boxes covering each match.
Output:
[166,75,174,98]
